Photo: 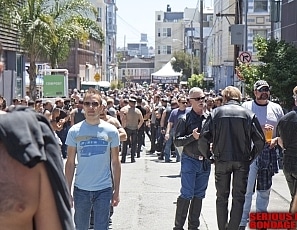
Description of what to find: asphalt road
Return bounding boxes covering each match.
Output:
[67,137,291,230]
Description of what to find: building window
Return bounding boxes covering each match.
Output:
[157,15,161,21]
[161,46,171,55]
[162,28,171,37]
[97,7,102,22]
[167,46,171,54]
[122,69,125,76]
[167,28,171,37]
[254,0,268,12]
[158,28,161,37]
[253,29,267,51]
[157,46,161,54]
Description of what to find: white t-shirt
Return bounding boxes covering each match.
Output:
[242,100,284,137]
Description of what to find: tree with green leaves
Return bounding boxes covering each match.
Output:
[188,74,204,88]
[237,37,297,110]
[43,0,104,69]
[2,0,104,100]
[171,51,199,80]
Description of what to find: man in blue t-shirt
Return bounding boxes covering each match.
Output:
[164,96,191,162]
[65,88,121,230]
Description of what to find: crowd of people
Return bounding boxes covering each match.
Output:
[1,80,297,230]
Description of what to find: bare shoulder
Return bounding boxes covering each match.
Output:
[0,142,40,229]
[107,116,121,128]
[0,142,62,230]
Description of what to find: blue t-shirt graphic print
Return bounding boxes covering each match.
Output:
[80,137,108,157]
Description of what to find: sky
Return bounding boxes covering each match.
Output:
[116,0,213,48]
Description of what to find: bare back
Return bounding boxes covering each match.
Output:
[0,143,62,230]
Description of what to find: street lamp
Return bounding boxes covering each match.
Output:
[123,58,130,86]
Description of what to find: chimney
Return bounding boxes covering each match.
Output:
[167,4,171,12]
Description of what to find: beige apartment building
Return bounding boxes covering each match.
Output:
[154,4,212,83]
[154,5,186,72]
[210,0,272,92]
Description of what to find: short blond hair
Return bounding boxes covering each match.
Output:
[222,86,242,102]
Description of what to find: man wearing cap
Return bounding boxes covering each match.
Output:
[239,80,284,229]
[71,88,81,104]
[120,96,144,163]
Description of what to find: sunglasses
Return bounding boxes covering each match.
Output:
[179,101,187,104]
[190,96,206,101]
[258,87,270,92]
[83,101,100,107]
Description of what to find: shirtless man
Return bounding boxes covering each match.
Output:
[0,109,73,230]
[100,99,127,142]
[120,96,144,163]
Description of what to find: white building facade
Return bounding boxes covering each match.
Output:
[210,0,272,92]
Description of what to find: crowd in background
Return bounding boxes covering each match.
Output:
[1,81,297,230]
[0,82,289,163]
[0,84,222,160]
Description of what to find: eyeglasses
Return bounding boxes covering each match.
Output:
[83,101,99,107]
[179,101,187,104]
[293,95,297,99]
[190,96,206,101]
[257,87,270,92]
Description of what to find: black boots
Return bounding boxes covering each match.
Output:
[173,197,191,230]
[188,197,202,230]
[173,197,203,230]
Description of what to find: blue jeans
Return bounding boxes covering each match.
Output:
[240,157,271,226]
[180,154,211,199]
[164,129,180,162]
[74,186,112,230]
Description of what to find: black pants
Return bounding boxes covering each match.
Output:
[283,155,297,211]
[137,124,145,155]
[56,124,70,159]
[215,161,250,230]
[150,123,157,152]
[121,128,138,162]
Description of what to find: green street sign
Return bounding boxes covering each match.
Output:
[43,75,65,97]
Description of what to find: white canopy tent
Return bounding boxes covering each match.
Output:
[151,58,182,84]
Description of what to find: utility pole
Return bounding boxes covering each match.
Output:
[234,0,243,71]
[233,0,243,87]
[244,0,248,51]
[191,20,194,76]
[199,0,204,75]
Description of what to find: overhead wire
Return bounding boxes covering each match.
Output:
[117,13,149,41]
[191,0,199,22]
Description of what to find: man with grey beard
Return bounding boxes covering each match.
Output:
[239,80,284,229]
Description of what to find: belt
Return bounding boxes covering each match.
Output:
[183,151,204,161]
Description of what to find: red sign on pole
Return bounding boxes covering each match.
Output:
[239,51,252,63]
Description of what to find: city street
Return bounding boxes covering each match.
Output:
[106,139,291,230]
